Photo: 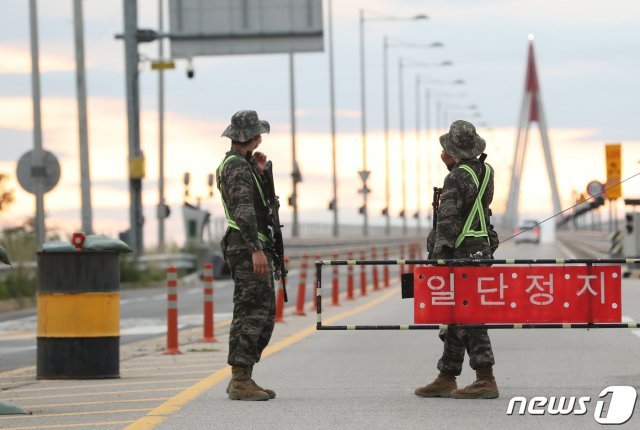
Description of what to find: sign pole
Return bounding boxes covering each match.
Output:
[73,0,94,235]
[123,0,144,255]
[28,0,46,248]
[157,0,166,252]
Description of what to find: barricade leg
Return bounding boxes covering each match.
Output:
[294,254,308,316]
[400,244,406,276]
[163,266,182,355]
[360,249,367,297]
[332,253,340,306]
[372,247,379,291]
[383,247,390,288]
[201,263,217,342]
[347,251,355,300]
[311,254,321,311]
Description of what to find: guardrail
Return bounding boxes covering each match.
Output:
[556,231,613,259]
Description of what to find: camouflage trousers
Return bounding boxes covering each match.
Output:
[437,327,495,376]
[225,250,276,367]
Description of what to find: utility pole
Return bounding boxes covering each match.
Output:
[289,51,301,237]
[382,36,391,235]
[157,0,166,252]
[398,58,407,234]
[328,0,338,237]
[123,0,145,254]
[358,9,369,236]
[28,0,45,248]
[73,0,93,235]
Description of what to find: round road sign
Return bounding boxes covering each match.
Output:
[586,180,604,198]
[16,150,61,194]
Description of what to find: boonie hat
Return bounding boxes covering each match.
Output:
[439,120,486,159]
[221,110,270,143]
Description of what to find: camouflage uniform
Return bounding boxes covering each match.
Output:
[429,121,497,377]
[217,111,275,369]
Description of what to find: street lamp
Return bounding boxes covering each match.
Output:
[443,104,480,129]
[398,58,452,234]
[382,37,445,235]
[416,78,465,232]
[358,11,428,236]
[432,92,469,182]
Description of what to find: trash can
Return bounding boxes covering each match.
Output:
[36,251,120,379]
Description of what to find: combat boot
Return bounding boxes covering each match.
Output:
[227,366,270,401]
[249,366,276,399]
[226,366,276,399]
[415,372,457,398]
[451,366,499,399]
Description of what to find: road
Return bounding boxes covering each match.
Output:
[158,240,640,429]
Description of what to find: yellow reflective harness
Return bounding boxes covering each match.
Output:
[216,154,272,245]
[454,163,492,248]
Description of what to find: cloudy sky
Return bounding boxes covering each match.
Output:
[1,0,639,248]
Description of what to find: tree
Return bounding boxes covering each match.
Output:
[0,173,14,212]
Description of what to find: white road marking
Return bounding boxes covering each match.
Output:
[555,240,578,259]
[0,313,234,339]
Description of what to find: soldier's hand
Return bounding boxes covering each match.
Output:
[254,151,267,174]
[252,250,269,278]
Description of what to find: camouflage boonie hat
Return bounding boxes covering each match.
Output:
[439,120,486,159]
[221,110,270,143]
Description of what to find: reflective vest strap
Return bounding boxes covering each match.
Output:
[217,155,272,244]
[217,155,267,206]
[455,164,492,249]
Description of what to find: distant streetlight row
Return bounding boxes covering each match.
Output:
[327,7,487,237]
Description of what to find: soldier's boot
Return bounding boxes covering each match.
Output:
[414,372,457,398]
[450,366,499,399]
[226,366,276,399]
[227,366,270,401]
[249,366,276,399]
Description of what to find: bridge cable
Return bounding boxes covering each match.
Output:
[482,171,640,254]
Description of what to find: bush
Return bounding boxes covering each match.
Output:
[119,256,168,285]
[0,223,37,299]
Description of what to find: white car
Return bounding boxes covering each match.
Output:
[515,220,540,244]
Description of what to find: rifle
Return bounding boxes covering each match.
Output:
[431,186,442,230]
[263,161,288,302]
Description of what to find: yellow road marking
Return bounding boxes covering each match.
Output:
[5,387,190,401]
[0,408,149,420]
[126,287,399,430]
[0,331,33,340]
[2,420,134,430]
[0,366,35,379]
[21,397,172,409]
[123,363,215,371]
[5,378,202,394]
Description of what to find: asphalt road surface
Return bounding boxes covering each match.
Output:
[158,240,640,430]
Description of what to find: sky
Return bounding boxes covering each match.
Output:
[1,0,639,248]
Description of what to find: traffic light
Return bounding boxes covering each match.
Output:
[626,213,634,234]
[381,208,388,216]
[328,199,336,211]
[358,206,365,215]
[399,210,405,218]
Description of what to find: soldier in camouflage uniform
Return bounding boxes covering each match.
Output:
[416,120,500,400]
[217,110,276,401]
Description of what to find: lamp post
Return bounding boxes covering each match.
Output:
[442,104,479,130]
[398,58,452,234]
[328,0,338,236]
[416,78,465,232]
[358,11,427,236]
[382,38,444,235]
